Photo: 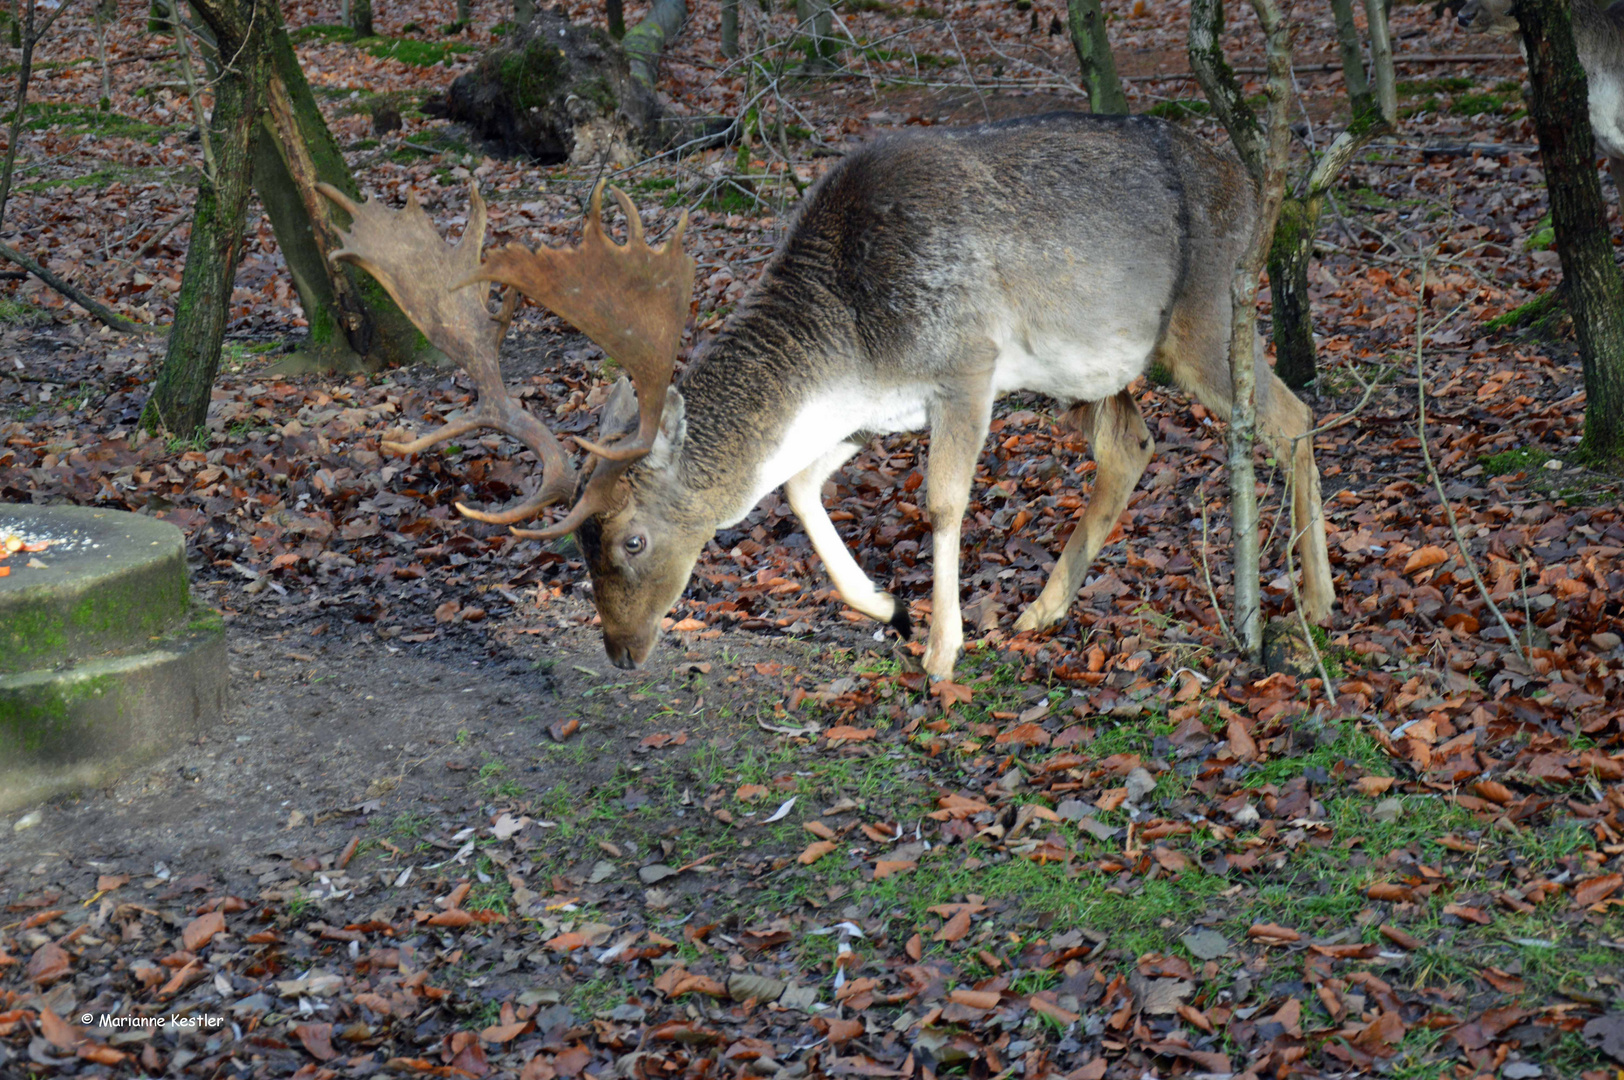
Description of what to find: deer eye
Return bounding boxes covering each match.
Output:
[623,534,646,555]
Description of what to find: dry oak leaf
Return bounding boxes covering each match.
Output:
[873,859,916,880]
[804,820,838,840]
[546,932,590,953]
[1029,992,1081,1025]
[294,1022,336,1061]
[934,908,974,943]
[1403,545,1449,575]
[798,840,838,865]
[931,681,973,709]
[929,793,993,820]
[39,1005,81,1051]
[995,723,1051,748]
[948,989,1002,1009]
[670,973,729,999]
[76,1044,127,1066]
[480,1021,530,1044]
[1352,1010,1407,1053]
[181,910,226,951]
[1443,903,1492,925]
[1246,922,1302,944]
[20,909,64,930]
[1472,779,1515,805]
[1367,882,1414,903]
[427,909,477,928]
[1226,719,1259,762]
[735,784,769,802]
[822,1017,865,1045]
[824,725,876,744]
[1574,873,1623,909]
[1379,924,1424,950]
[1354,775,1395,796]
[27,941,71,986]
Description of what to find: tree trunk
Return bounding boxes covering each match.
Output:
[1067,0,1127,114]
[141,0,269,437]
[1190,0,1296,660]
[607,0,625,38]
[1516,0,1624,462]
[350,0,372,38]
[1268,196,1316,388]
[457,0,471,28]
[1329,0,1370,115]
[254,6,424,369]
[623,0,687,86]
[720,0,737,56]
[794,0,837,70]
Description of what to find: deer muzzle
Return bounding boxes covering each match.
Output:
[602,624,657,670]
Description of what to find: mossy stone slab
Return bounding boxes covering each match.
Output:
[0,611,226,814]
[0,504,189,674]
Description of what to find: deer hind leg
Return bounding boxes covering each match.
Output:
[1173,330,1336,625]
[785,442,912,638]
[922,368,997,680]
[1256,375,1334,623]
[1013,390,1154,634]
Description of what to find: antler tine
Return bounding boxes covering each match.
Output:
[317,182,578,524]
[458,179,695,467]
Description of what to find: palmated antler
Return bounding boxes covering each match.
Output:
[316,183,576,524]
[456,180,695,540]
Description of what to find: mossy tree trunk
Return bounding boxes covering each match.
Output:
[1067,0,1127,114]
[253,2,423,368]
[1267,197,1317,387]
[607,0,625,38]
[623,0,686,86]
[350,0,372,38]
[140,0,270,437]
[1329,0,1370,115]
[1515,0,1624,462]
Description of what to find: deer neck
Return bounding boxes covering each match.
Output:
[670,286,869,529]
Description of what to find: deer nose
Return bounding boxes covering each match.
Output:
[606,640,639,670]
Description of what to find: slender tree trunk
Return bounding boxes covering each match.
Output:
[720,0,737,56]
[1329,0,1369,114]
[0,0,38,230]
[795,0,836,69]
[1190,0,1295,660]
[1067,0,1127,114]
[141,0,269,436]
[1516,0,1624,462]
[457,0,471,27]
[607,0,624,37]
[350,0,372,37]
[1268,196,1317,387]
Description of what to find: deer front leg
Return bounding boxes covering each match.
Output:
[922,369,995,680]
[1014,390,1154,633]
[785,443,912,638]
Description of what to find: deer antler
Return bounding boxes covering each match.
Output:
[460,180,694,465]
[316,183,576,524]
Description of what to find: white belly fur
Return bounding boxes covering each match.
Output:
[1590,70,1624,161]
[739,328,1154,521]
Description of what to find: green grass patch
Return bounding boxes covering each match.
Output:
[22,102,171,142]
[290,24,477,66]
[1479,445,1552,476]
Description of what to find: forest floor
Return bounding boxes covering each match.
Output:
[2,0,1624,1076]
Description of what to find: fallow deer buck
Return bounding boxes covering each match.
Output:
[320,112,1336,680]
[1457,0,1624,217]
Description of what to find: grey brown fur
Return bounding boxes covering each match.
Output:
[567,112,1335,678]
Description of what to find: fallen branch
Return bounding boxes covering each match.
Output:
[1125,52,1521,81]
[0,240,155,334]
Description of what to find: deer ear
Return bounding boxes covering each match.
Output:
[644,386,686,471]
[599,375,640,439]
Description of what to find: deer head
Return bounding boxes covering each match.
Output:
[324,180,700,670]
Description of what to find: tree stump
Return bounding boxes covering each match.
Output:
[438,9,664,166]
